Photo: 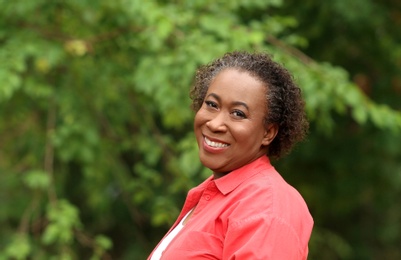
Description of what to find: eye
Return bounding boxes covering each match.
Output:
[232,109,247,119]
[205,100,218,109]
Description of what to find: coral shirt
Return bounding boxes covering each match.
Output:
[148,156,313,260]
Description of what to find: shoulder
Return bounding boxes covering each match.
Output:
[231,165,302,205]
[229,165,313,232]
[227,167,313,256]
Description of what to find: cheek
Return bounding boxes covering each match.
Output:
[193,111,203,134]
[231,128,248,142]
[194,109,207,127]
[233,125,264,145]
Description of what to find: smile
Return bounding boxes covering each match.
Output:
[205,137,229,148]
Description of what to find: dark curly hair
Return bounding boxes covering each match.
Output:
[190,51,308,159]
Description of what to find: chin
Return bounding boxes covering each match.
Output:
[200,158,219,171]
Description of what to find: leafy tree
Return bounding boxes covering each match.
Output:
[276,0,401,259]
[0,0,400,259]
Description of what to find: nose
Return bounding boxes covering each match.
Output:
[206,112,227,132]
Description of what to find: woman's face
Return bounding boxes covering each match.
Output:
[194,69,277,177]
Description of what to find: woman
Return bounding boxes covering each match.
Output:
[148,51,313,259]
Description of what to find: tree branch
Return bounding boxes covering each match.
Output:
[266,35,314,65]
[44,96,57,205]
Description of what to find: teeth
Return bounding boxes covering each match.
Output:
[205,137,228,148]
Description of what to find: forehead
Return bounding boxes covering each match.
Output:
[207,69,267,102]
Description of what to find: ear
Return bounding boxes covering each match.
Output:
[262,123,278,146]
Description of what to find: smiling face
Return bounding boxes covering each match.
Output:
[194,69,278,178]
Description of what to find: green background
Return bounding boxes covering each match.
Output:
[1,0,400,259]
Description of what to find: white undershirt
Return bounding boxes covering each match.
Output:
[150,209,193,260]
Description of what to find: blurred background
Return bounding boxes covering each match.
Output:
[0,0,400,259]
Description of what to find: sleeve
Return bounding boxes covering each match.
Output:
[222,215,308,260]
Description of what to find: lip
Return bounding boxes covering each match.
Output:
[202,135,230,153]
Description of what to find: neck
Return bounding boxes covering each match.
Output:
[213,171,229,179]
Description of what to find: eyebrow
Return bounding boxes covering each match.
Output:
[206,93,249,111]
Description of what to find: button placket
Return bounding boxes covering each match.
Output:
[202,182,217,201]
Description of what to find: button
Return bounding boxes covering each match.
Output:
[205,195,211,200]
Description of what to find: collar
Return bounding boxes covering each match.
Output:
[214,155,272,195]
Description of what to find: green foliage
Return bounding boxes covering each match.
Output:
[277,1,401,259]
[92,235,113,260]
[0,0,400,258]
[3,234,31,260]
[23,170,50,190]
[42,200,81,245]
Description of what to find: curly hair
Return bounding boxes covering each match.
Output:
[190,51,308,159]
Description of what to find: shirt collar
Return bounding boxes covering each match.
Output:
[214,156,272,195]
